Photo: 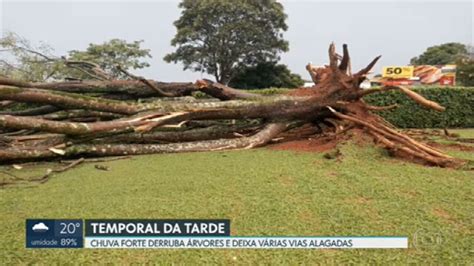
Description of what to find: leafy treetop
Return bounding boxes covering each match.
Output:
[68,39,151,79]
[0,32,151,81]
[229,62,304,89]
[164,0,289,85]
[410,43,468,65]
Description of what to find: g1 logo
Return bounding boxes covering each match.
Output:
[412,229,444,248]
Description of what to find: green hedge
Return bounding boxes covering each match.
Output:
[364,87,474,128]
[244,86,474,128]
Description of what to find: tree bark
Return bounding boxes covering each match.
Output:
[95,124,259,143]
[0,77,197,97]
[0,105,59,116]
[0,86,141,114]
[0,122,287,161]
[196,79,261,100]
[0,77,262,101]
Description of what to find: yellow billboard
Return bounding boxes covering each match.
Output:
[382,66,414,79]
[377,65,457,86]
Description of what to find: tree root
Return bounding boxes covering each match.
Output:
[326,106,459,167]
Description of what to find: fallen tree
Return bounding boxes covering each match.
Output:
[0,44,466,168]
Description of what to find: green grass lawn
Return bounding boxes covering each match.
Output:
[1,135,473,264]
[449,128,474,138]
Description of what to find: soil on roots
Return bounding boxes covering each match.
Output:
[269,125,360,153]
[270,135,339,153]
[269,125,469,169]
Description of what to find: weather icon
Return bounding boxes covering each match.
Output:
[32,222,49,232]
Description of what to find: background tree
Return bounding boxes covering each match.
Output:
[164,0,289,85]
[0,32,151,81]
[456,51,474,86]
[410,42,468,65]
[410,42,473,86]
[0,32,62,81]
[229,62,304,89]
[68,39,151,79]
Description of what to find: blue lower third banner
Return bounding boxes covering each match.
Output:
[26,219,408,249]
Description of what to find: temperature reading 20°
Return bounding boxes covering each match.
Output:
[60,222,81,234]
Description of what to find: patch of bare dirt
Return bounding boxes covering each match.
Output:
[270,135,339,153]
[346,128,373,146]
[432,207,453,220]
[269,125,372,153]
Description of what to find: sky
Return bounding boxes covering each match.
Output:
[1,0,472,82]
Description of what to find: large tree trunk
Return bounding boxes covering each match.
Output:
[0,78,259,100]
[0,122,287,161]
[0,44,464,168]
[0,78,197,97]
